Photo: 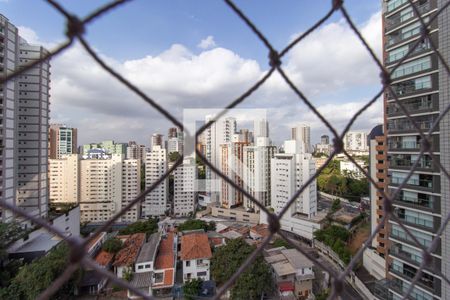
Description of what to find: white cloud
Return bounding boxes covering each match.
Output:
[197,35,216,49]
[21,11,383,145]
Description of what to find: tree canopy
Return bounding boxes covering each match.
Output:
[102,237,123,254]
[314,225,351,264]
[182,278,203,300]
[0,243,79,300]
[119,218,158,236]
[177,219,215,232]
[211,238,273,299]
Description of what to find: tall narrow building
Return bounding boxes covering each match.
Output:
[48,154,79,204]
[205,115,236,204]
[383,1,447,299]
[48,124,77,159]
[173,157,197,217]
[0,15,19,223]
[291,124,311,153]
[143,145,168,217]
[243,136,276,212]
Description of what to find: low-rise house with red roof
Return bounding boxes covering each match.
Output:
[264,247,315,300]
[152,232,176,296]
[180,232,212,283]
[113,233,145,278]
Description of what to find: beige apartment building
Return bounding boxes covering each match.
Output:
[79,153,140,223]
[48,154,79,204]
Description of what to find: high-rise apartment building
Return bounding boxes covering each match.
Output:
[82,140,126,156]
[48,154,79,204]
[205,115,237,203]
[321,135,330,145]
[16,36,50,221]
[344,131,368,152]
[269,140,318,239]
[151,133,164,149]
[243,136,276,212]
[174,157,197,217]
[220,134,249,209]
[121,159,141,222]
[291,124,311,153]
[126,141,146,162]
[363,125,388,281]
[167,127,183,154]
[48,124,77,159]
[79,153,139,223]
[383,1,448,299]
[143,145,168,217]
[254,118,269,138]
[0,15,19,223]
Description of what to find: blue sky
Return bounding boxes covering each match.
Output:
[1,0,384,145]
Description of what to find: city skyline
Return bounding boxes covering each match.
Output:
[1,1,383,146]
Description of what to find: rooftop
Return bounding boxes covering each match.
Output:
[155,232,175,269]
[8,231,61,254]
[180,233,212,261]
[113,233,145,267]
[250,224,270,238]
[130,271,153,289]
[95,250,114,267]
[152,269,174,289]
[282,248,314,269]
[221,230,243,240]
[136,232,161,264]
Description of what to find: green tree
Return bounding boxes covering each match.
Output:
[102,237,123,254]
[331,199,341,213]
[169,151,181,162]
[183,278,203,300]
[119,218,158,237]
[178,219,215,232]
[211,239,273,299]
[3,243,80,299]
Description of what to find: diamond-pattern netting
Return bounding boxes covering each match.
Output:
[1,0,450,299]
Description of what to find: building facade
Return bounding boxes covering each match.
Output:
[126,141,146,162]
[383,1,447,299]
[344,131,368,152]
[143,145,168,217]
[270,140,318,240]
[243,136,276,212]
[173,158,196,217]
[291,124,311,153]
[49,124,77,159]
[205,115,236,204]
[82,140,126,156]
[121,159,141,222]
[16,36,51,221]
[48,154,79,204]
[220,134,249,209]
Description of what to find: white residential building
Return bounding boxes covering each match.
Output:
[205,115,236,204]
[220,133,249,209]
[291,124,311,153]
[340,160,366,179]
[254,118,269,138]
[48,154,79,204]
[143,145,168,217]
[16,39,51,221]
[344,131,368,152]
[269,140,319,240]
[243,137,276,212]
[121,158,141,222]
[180,233,212,283]
[174,157,197,217]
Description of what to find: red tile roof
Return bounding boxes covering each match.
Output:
[278,281,295,292]
[155,232,175,269]
[95,250,114,266]
[251,224,270,238]
[113,233,145,267]
[152,269,174,288]
[181,233,212,260]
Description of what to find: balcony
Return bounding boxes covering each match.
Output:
[390,243,441,272]
[387,94,438,117]
[395,210,434,230]
[386,0,434,32]
[386,38,433,65]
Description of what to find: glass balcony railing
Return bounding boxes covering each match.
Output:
[396,193,434,209]
[386,1,432,31]
[396,211,434,229]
